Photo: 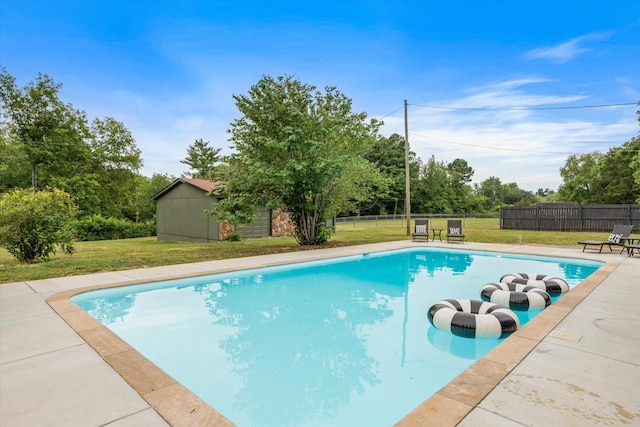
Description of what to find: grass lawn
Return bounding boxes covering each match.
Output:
[0,218,611,284]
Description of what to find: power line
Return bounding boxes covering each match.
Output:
[410,131,573,154]
[409,131,640,155]
[378,105,404,120]
[409,102,638,111]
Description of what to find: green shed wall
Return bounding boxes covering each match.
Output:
[155,183,219,242]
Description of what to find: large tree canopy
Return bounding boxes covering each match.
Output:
[558,152,602,203]
[0,69,144,219]
[414,155,454,213]
[558,137,640,204]
[0,68,89,189]
[211,75,388,245]
[595,136,640,204]
[558,109,640,204]
[361,133,419,215]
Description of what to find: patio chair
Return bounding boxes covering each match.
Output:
[412,219,430,242]
[446,219,465,243]
[578,224,634,253]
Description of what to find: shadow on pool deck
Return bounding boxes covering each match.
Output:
[1,241,639,426]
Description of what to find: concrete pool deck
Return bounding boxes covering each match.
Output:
[1,241,638,426]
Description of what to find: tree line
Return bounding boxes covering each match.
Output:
[558,130,639,204]
[1,69,638,258]
[0,68,176,224]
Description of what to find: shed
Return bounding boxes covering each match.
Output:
[151,177,279,242]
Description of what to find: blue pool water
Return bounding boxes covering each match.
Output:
[73,248,602,426]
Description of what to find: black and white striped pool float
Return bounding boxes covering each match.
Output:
[427,299,520,339]
[480,282,551,311]
[500,273,570,296]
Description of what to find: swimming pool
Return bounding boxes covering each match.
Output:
[73,247,602,426]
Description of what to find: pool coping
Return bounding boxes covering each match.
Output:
[43,241,618,426]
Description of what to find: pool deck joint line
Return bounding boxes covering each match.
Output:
[1,240,638,426]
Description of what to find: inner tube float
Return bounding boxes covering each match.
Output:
[480,282,551,311]
[500,273,569,296]
[427,299,519,339]
[427,326,497,360]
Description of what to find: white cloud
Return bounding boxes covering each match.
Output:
[440,78,588,109]
[616,76,640,99]
[524,32,612,63]
[379,78,637,191]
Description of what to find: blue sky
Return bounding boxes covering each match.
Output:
[1,0,638,191]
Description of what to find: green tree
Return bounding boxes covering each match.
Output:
[180,138,222,180]
[133,173,174,221]
[0,127,30,191]
[0,188,78,262]
[594,137,640,204]
[447,158,475,212]
[536,188,555,198]
[212,75,385,245]
[558,138,639,205]
[634,106,640,203]
[87,117,143,219]
[559,108,640,204]
[558,152,602,203]
[447,158,474,186]
[361,133,419,215]
[413,155,453,213]
[1,69,144,219]
[31,116,143,219]
[477,176,503,211]
[501,182,536,206]
[477,178,537,208]
[0,68,89,190]
[632,141,640,203]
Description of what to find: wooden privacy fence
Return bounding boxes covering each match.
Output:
[500,204,640,231]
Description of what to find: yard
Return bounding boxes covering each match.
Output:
[0,217,611,284]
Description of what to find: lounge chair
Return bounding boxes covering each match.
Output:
[412,219,430,242]
[446,219,465,243]
[578,224,634,253]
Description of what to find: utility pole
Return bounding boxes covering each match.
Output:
[404,100,411,236]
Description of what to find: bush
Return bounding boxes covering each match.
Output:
[74,215,156,241]
[227,231,242,241]
[0,188,78,263]
[313,223,331,244]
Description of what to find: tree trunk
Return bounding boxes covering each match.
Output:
[293,209,320,245]
[31,162,38,189]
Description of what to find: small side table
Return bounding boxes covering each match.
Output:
[431,228,443,242]
[621,237,640,256]
[626,244,640,257]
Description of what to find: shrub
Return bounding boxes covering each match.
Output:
[227,231,242,241]
[0,188,78,263]
[74,215,156,241]
[313,223,331,244]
